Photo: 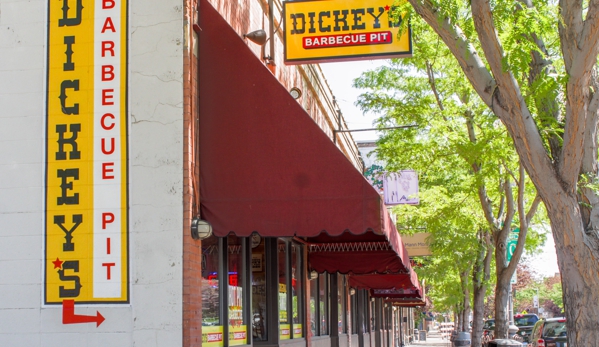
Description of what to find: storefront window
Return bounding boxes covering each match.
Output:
[291,243,303,338]
[370,298,376,332]
[319,273,329,335]
[228,236,247,346]
[310,277,317,336]
[251,234,267,341]
[338,274,346,334]
[350,290,357,334]
[202,236,224,347]
[278,240,290,340]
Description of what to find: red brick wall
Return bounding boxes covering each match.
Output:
[183,0,203,346]
[183,1,365,346]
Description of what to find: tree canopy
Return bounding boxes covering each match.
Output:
[354,20,546,337]
[376,0,599,342]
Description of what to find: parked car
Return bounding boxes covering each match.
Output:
[513,313,540,342]
[528,317,568,347]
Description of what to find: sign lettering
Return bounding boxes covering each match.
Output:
[45,0,128,305]
[284,0,412,64]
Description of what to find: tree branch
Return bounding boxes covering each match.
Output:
[557,0,599,190]
[426,61,446,112]
[507,164,529,275]
[407,0,495,107]
[464,0,564,201]
[558,0,584,72]
[563,0,599,78]
[410,0,564,217]
[582,70,599,174]
[526,195,542,225]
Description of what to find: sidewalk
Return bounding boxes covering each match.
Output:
[405,327,455,347]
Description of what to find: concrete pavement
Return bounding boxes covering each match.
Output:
[405,327,456,347]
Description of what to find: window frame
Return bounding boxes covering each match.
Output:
[309,272,330,337]
[276,239,306,340]
[201,236,253,347]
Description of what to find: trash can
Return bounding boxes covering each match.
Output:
[419,330,427,341]
[487,339,524,346]
[453,331,471,347]
[449,330,458,347]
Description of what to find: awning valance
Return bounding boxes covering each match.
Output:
[348,269,422,297]
[199,0,411,275]
[386,298,426,307]
[305,207,411,274]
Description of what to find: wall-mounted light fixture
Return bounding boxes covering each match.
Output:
[349,288,356,296]
[242,0,277,64]
[191,217,213,240]
[244,29,267,46]
[371,297,376,302]
[289,87,302,100]
[309,270,319,280]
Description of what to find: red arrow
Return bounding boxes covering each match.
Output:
[62,300,105,327]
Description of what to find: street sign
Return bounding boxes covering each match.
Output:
[533,295,539,308]
[506,228,520,262]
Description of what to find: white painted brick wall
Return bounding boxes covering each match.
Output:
[0,0,184,345]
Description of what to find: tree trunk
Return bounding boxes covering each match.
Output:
[493,273,511,339]
[472,230,493,346]
[454,310,459,330]
[543,195,599,346]
[462,301,471,333]
[460,270,471,332]
[455,306,463,332]
[472,279,487,346]
[405,0,599,343]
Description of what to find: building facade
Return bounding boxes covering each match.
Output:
[0,0,422,346]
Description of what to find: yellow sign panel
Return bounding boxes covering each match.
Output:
[280,324,291,340]
[293,324,303,338]
[284,0,412,64]
[228,325,248,346]
[45,0,128,304]
[402,233,431,256]
[203,326,225,347]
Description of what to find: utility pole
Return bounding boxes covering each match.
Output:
[533,288,539,316]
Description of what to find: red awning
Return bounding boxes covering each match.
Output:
[198,0,411,275]
[349,269,422,297]
[305,207,410,274]
[387,293,429,307]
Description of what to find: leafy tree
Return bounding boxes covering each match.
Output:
[513,266,564,317]
[512,263,537,292]
[355,21,544,341]
[381,0,599,342]
[512,263,540,313]
[397,185,483,331]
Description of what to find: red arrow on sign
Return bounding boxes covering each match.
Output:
[62,300,105,327]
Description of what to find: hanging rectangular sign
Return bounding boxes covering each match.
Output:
[402,232,431,256]
[383,170,419,205]
[45,0,129,304]
[283,0,412,64]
